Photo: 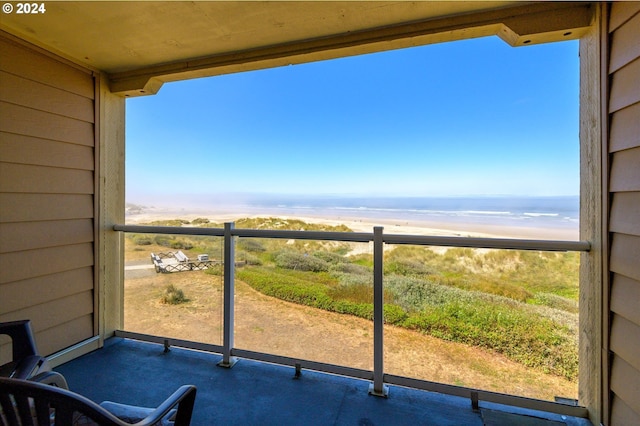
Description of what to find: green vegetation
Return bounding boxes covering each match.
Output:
[191,218,210,225]
[146,219,191,227]
[127,217,580,381]
[160,284,188,304]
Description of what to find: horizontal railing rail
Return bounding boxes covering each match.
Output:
[114,224,590,251]
[114,222,590,417]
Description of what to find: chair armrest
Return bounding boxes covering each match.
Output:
[30,371,69,389]
[9,355,48,380]
[125,385,197,426]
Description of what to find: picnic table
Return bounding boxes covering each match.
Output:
[150,251,215,273]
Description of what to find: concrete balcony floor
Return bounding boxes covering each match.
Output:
[54,338,592,426]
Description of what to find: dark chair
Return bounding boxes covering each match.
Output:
[31,371,70,389]
[0,320,50,380]
[0,376,197,425]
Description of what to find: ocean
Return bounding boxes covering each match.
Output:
[128,194,580,238]
[244,195,579,231]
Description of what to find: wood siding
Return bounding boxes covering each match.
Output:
[607,3,640,424]
[0,35,96,360]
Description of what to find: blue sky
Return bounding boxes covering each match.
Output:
[126,36,579,204]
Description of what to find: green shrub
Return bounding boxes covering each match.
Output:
[530,293,578,313]
[191,218,210,225]
[238,251,262,266]
[349,254,374,268]
[150,235,194,250]
[154,236,172,247]
[385,259,432,276]
[160,284,188,304]
[237,269,332,306]
[384,304,408,324]
[274,251,330,272]
[238,239,267,252]
[146,219,190,226]
[170,241,193,250]
[386,245,437,260]
[237,253,579,381]
[400,298,577,381]
[330,263,370,275]
[313,251,346,264]
[235,217,352,232]
[132,235,153,245]
[385,276,455,311]
[205,264,223,276]
[334,272,372,287]
[328,281,372,304]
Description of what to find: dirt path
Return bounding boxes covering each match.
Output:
[124,270,577,401]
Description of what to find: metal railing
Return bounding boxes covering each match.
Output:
[114,222,590,417]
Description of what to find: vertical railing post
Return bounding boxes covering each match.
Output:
[369,226,388,397]
[218,222,237,368]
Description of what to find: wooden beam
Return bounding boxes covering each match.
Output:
[578,3,605,424]
[109,2,593,96]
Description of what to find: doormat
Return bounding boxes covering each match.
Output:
[481,409,566,426]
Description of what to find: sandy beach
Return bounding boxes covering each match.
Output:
[125,205,579,241]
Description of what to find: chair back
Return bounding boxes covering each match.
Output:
[0,320,49,380]
[0,320,38,361]
[1,377,140,425]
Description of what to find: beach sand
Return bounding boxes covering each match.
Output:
[125,206,579,241]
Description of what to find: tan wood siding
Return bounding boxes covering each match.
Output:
[611,395,640,426]
[0,71,94,123]
[610,356,640,417]
[0,290,94,362]
[0,132,94,170]
[0,102,94,146]
[0,194,94,222]
[36,315,94,358]
[609,2,640,33]
[610,314,640,372]
[607,4,640,424]
[0,163,94,194]
[0,243,94,286]
[0,291,93,331]
[0,37,94,99]
[609,147,640,192]
[0,35,96,356]
[608,11,640,74]
[610,192,640,236]
[0,291,94,332]
[0,219,94,253]
[609,102,640,153]
[608,57,640,114]
[0,268,94,314]
[610,233,640,282]
[610,274,640,326]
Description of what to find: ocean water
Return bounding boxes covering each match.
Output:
[245,195,579,231]
[129,194,579,237]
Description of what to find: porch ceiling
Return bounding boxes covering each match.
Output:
[0,1,593,96]
[0,1,509,73]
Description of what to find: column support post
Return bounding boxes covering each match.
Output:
[218,222,237,368]
[369,226,389,397]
